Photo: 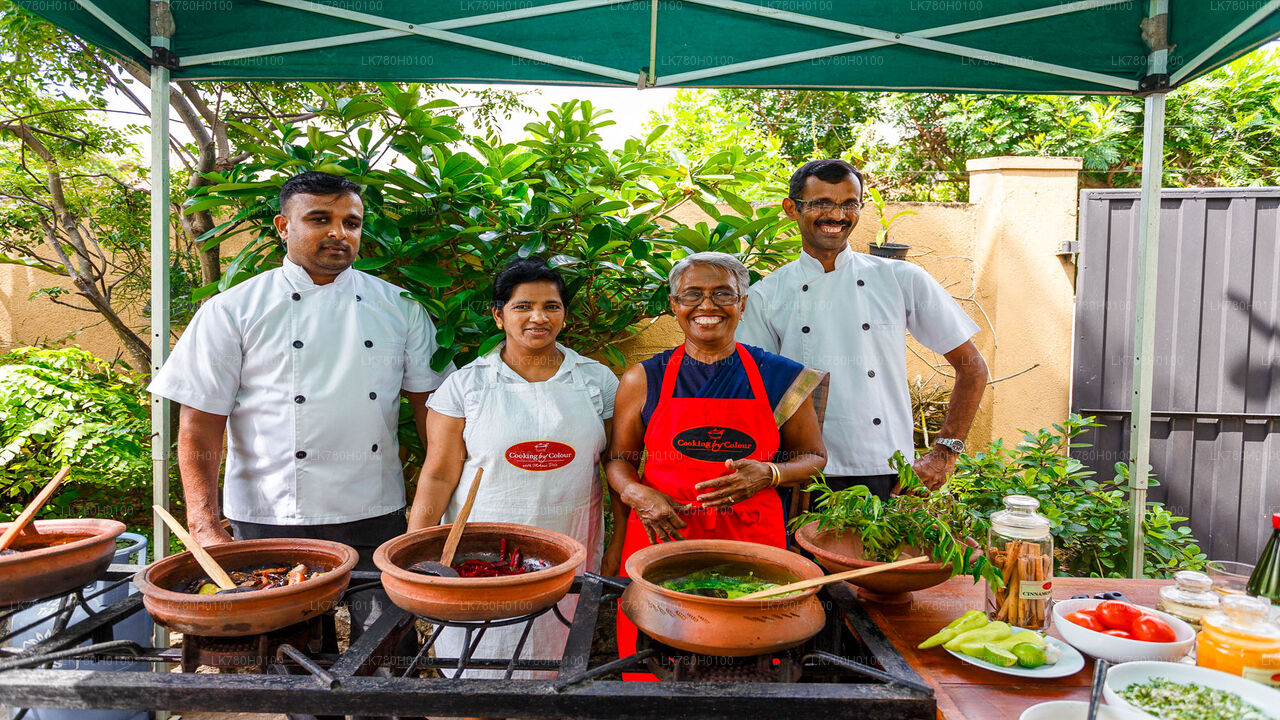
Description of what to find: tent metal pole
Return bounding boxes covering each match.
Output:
[1128,1,1169,579]
[149,0,173,667]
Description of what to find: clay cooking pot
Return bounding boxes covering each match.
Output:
[375,522,586,622]
[794,520,954,604]
[621,539,826,657]
[0,519,126,607]
[134,538,357,636]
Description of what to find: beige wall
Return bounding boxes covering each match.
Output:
[0,263,145,361]
[0,156,1082,448]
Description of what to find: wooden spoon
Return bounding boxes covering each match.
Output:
[735,555,931,601]
[0,466,71,553]
[440,466,484,567]
[407,466,484,578]
[152,505,236,591]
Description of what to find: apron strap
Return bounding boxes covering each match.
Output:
[658,343,686,400]
[736,343,769,406]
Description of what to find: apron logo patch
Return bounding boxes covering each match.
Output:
[505,441,576,471]
[672,426,757,461]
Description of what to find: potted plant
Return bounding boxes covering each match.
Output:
[865,187,915,260]
[790,453,998,603]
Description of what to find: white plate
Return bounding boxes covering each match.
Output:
[1104,660,1280,719]
[944,632,1085,678]
[1018,700,1149,720]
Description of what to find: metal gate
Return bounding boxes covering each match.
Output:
[1071,188,1280,565]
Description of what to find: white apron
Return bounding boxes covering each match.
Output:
[436,377,605,678]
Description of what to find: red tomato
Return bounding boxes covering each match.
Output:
[1066,611,1106,633]
[1104,629,1133,639]
[1132,615,1177,643]
[1096,601,1143,631]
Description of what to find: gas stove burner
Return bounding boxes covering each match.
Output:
[636,632,804,683]
[180,616,322,673]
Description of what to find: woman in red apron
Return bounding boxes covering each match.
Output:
[605,253,828,679]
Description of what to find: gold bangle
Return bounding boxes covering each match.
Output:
[768,462,781,488]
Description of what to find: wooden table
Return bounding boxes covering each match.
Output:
[861,576,1169,720]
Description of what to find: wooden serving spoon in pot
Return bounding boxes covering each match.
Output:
[0,466,71,554]
[735,555,930,601]
[153,504,237,591]
[408,466,483,578]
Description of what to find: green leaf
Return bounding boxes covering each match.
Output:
[398,265,452,288]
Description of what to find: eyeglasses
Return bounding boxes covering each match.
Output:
[791,198,863,215]
[671,290,741,307]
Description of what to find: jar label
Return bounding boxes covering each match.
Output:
[1242,666,1280,688]
[1019,579,1053,600]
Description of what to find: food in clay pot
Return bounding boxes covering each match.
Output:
[407,538,552,578]
[183,563,326,595]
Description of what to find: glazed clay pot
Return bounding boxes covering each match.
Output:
[0,519,125,607]
[374,522,586,622]
[134,538,357,636]
[621,539,826,657]
[794,520,954,604]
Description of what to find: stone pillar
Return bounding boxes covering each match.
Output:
[967,156,1082,445]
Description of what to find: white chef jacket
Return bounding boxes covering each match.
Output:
[149,257,452,525]
[737,247,978,476]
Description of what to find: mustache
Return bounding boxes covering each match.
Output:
[816,220,851,228]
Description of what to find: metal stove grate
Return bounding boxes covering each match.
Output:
[0,566,936,719]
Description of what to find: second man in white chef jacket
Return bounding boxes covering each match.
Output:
[737,159,988,499]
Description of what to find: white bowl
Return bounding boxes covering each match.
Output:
[1019,700,1149,720]
[1104,660,1280,719]
[1052,598,1195,664]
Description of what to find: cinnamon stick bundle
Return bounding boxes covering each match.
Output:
[988,540,1051,627]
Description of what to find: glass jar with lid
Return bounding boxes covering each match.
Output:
[1158,570,1219,628]
[986,495,1053,630]
[1196,595,1280,687]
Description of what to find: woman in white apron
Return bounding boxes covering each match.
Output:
[408,256,623,679]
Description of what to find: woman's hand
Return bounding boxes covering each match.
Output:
[622,484,690,544]
[694,459,773,507]
[601,534,625,576]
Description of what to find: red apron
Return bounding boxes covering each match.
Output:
[617,343,785,678]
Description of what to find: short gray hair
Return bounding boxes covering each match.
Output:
[668,252,750,296]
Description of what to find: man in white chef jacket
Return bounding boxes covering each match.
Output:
[149,171,451,636]
[737,159,988,499]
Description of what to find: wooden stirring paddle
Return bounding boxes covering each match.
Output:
[0,466,71,553]
[406,467,485,578]
[440,466,484,567]
[735,555,931,601]
[152,505,236,591]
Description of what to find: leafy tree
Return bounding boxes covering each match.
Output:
[652,49,1280,201]
[0,0,530,368]
[193,87,799,374]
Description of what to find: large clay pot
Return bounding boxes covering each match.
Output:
[134,538,357,636]
[374,522,586,622]
[621,539,826,657]
[794,520,954,604]
[0,519,126,607]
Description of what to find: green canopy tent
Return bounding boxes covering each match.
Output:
[12,0,1280,575]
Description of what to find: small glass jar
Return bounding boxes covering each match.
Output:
[985,495,1053,630]
[1197,595,1280,687]
[1158,570,1219,629]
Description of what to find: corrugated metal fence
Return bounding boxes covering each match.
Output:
[1071,188,1280,565]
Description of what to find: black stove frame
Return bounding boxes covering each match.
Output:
[0,565,935,719]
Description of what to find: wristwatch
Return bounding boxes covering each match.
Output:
[935,438,965,454]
